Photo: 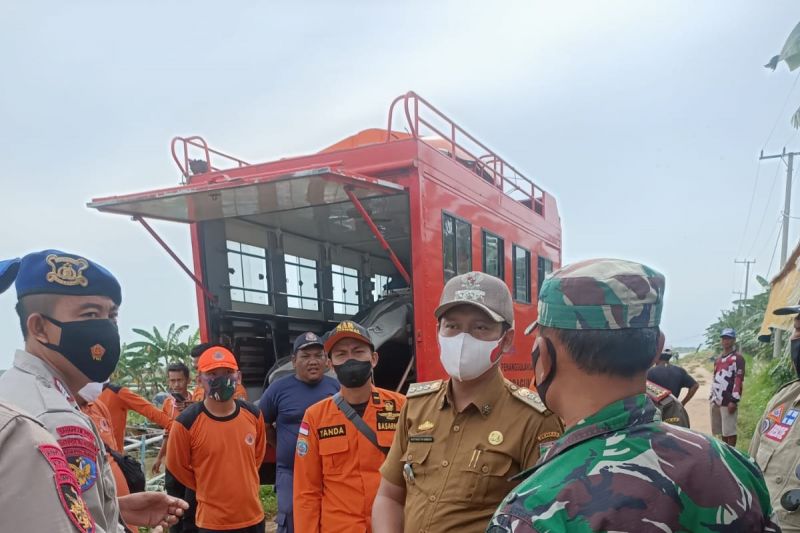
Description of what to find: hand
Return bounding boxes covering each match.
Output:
[175,400,188,413]
[118,492,188,530]
[151,456,163,475]
[727,402,737,414]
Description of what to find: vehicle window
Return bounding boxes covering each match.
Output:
[285,254,319,311]
[513,245,531,303]
[443,213,472,281]
[482,231,504,280]
[371,273,390,301]
[226,240,269,305]
[537,256,554,295]
[332,264,360,315]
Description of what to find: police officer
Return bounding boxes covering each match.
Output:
[372,272,564,533]
[293,320,406,533]
[0,399,96,532]
[749,303,800,530]
[0,250,187,532]
[646,380,690,428]
[488,258,779,532]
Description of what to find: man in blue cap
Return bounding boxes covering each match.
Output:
[710,327,745,446]
[257,332,339,533]
[0,250,188,532]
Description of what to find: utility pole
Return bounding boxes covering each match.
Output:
[759,147,798,358]
[734,259,756,302]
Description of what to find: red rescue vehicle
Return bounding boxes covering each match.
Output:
[89,91,561,396]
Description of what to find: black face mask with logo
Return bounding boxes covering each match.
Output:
[39,316,121,382]
[333,359,373,388]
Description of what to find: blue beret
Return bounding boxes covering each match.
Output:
[0,250,121,305]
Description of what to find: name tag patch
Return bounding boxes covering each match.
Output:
[409,435,434,443]
[318,424,346,439]
[765,422,791,443]
[377,412,399,431]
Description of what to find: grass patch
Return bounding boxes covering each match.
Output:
[736,353,793,453]
[260,485,278,518]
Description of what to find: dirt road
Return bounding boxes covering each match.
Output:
[682,359,712,434]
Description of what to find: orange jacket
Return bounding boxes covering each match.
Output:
[294,386,405,533]
[99,384,173,450]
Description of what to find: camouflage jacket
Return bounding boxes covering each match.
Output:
[487,394,780,533]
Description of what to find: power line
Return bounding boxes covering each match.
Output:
[736,161,763,257]
[747,156,785,257]
[762,71,800,151]
[767,220,783,278]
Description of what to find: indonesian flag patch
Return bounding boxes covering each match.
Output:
[299,421,309,436]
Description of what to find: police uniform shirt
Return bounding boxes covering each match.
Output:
[646,380,690,428]
[0,400,95,533]
[0,350,122,533]
[749,379,800,531]
[380,369,564,532]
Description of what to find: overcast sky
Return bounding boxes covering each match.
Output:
[2,1,800,369]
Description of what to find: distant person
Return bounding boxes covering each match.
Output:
[190,343,249,402]
[646,380,690,428]
[293,321,406,533]
[710,328,745,446]
[488,259,779,532]
[646,348,699,404]
[750,303,800,530]
[258,332,339,533]
[99,381,174,450]
[152,361,197,533]
[168,346,267,533]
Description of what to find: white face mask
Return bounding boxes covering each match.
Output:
[78,381,105,403]
[438,333,505,382]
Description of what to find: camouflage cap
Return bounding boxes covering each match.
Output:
[525,258,665,333]
[434,271,514,326]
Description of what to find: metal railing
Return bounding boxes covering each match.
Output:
[124,432,165,489]
[170,136,250,182]
[386,91,546,215]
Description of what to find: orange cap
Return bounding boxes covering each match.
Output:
[197,347,239,373]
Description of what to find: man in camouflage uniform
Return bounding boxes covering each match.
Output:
[488,258,779,533]
[750,303,800,530]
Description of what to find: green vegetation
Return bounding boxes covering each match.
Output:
[260,485,278,518]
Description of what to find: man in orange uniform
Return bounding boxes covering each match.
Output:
[294,321,406,533]
[167,346,267,533]
[99,381,174,450]
[190,343,249,402]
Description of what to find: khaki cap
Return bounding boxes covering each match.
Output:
[434,272,514,326]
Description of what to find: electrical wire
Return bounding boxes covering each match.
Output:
[736,161,763,258]
[747,157,785,258]
[767,220,784,278]
[762,71,800,151]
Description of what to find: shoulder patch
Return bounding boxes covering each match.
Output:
[406,380,443,398]
[646,380,671,403]
[237,399,260,418]
[512,387,548,413]
[175,401,204,430]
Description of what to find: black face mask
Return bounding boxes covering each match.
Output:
[333,359,373,388]
[39,316,121,383]
[791,338,800,378]
[531,338,558,408]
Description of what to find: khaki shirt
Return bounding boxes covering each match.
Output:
[380,369,564,532]
[749,379,800,531]
[0,350,122,533]
[646,380,690,428]
[0,400,95,532]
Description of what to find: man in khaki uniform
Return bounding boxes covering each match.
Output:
[0,250,187,533]
[372,272,563,533]
[749,305,800,530]
[646,380,690,428]
[0,399,96,532]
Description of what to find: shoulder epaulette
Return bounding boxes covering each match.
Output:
[406,380,443,398]
[646,380,671,403]
[510,385,548,414]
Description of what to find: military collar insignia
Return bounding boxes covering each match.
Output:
[46,254,89,288]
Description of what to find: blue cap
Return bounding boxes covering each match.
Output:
[0,250,121,305]
[720,327,736,338]
[293,332,323,354]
